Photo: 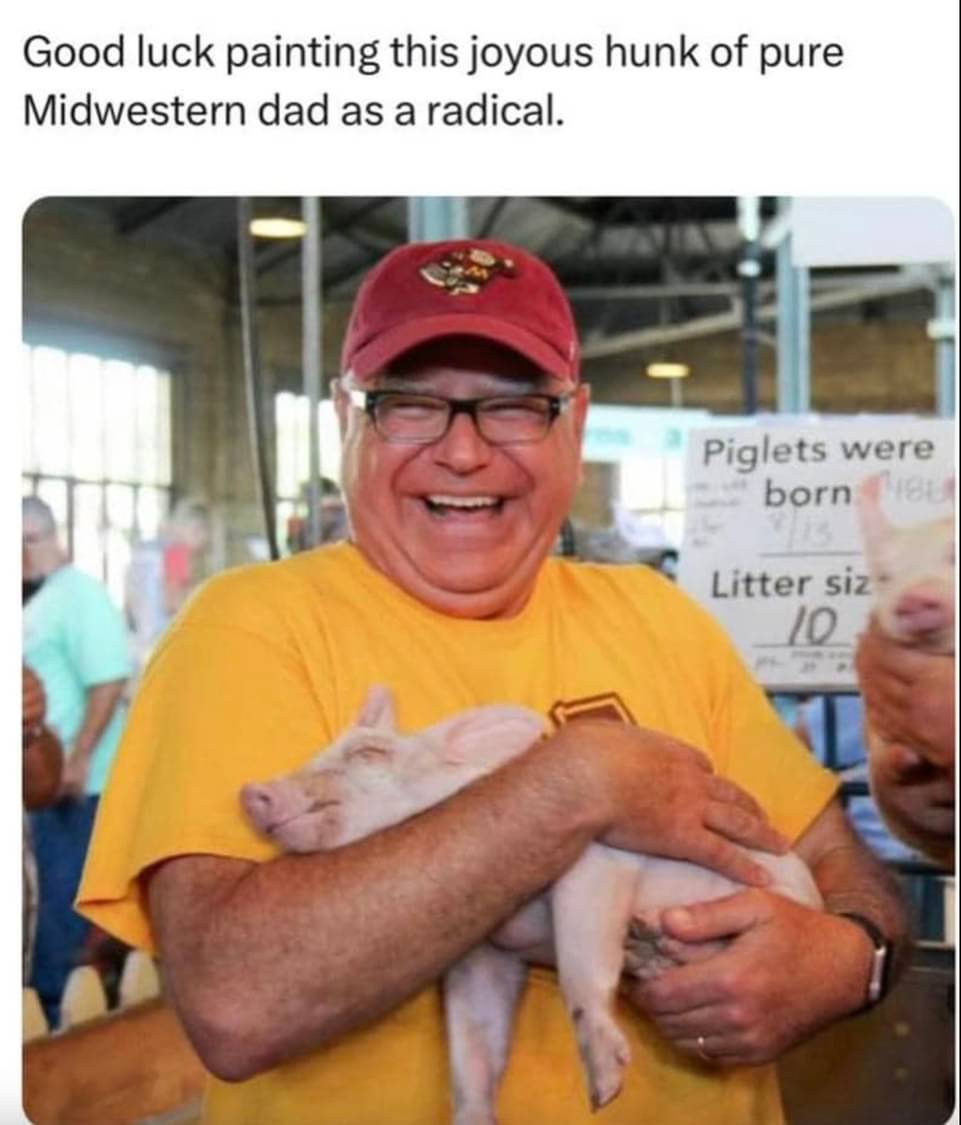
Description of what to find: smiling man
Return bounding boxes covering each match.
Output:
[78,240,906,1125]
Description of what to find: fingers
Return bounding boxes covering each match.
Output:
[688,837,774,888]
[706,775,764,817]
[704,799,790,856]
[660,892,766,945]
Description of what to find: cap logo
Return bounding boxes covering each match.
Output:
[419,247,517,296]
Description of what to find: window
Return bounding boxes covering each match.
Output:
[619,452,687,547]
[274,392,342,552]
[22,343,173,606]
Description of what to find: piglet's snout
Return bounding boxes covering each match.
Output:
[241,781,304,834]
[894,587,954,636]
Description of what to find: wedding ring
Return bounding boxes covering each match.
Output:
[696,1035,712,1062]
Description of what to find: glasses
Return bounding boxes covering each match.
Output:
[348,389,572,446]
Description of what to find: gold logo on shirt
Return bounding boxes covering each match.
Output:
[548,692,636,728]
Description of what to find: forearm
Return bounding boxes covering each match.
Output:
[72,680,126,759]
[152,735,602,1080]
[807,825,910,982]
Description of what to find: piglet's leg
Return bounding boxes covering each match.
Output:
[551,844,634,1112]
[444,944,526,1125]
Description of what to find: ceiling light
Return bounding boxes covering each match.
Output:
[645,361,690,380]
[249,217,307,239]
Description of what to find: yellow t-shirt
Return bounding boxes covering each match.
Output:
[78,542,838,1125]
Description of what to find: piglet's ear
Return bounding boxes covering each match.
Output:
[355,685,395,731]
[437,707,546,766]
[855,473,892,550]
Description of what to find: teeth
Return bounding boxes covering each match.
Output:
[427,495,500,509]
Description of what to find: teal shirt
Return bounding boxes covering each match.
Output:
[23,565,131,796]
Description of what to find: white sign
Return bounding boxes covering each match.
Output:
[678,418,956,692]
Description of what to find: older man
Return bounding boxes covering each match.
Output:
[23,496,130,1024]
[78,241,906,1125]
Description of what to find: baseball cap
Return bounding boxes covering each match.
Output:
[341,239,580,386]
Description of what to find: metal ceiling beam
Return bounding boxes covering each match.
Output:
[581,271,934,359]
[116,197,188,235]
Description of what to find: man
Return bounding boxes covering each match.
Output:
[856,620,955,868]
[78,241,906,1125]
[23,496,130,1024]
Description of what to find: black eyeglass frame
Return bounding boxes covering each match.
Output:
[346,388,573,446]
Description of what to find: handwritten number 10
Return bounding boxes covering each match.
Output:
[787,605,838,646]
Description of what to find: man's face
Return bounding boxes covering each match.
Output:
[338,338,588,619]
[22,521,57,581]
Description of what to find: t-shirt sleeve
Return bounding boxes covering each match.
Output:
[66,577,131,687]
[76,567,337,952]
[653,577,839,844]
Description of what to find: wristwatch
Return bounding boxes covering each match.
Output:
[837,911,893,1011]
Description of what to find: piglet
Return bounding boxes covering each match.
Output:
[242,688,820,1125]
[856,474,955,656]
[855,473,955,860]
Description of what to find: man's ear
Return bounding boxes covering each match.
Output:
[572,382,590,445]
[355,684,396,731]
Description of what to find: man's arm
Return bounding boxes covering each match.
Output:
[60,679,126,798]
[148,721,788,1082]
[627,798,909,1065]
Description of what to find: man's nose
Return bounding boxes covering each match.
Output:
[430,410,494,472]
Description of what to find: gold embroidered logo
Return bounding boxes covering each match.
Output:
[419,248,517,296]
[548,693,636,728]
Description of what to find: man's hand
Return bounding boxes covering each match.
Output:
[557,721,790,889]
[869,743,954,868]
[856,620,955,767]
[59,751,91,800]
[624,891,871,1066]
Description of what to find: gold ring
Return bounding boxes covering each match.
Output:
[696,1035,712,1062]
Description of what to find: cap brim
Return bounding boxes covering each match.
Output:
[347,313,576,386]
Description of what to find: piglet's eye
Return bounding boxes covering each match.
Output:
[346,744,391,765]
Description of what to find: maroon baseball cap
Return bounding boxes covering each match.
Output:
[341,239,580,386]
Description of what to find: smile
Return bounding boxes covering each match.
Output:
[423,495,506,517]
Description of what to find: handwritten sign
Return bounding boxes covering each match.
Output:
[678,418,955,691]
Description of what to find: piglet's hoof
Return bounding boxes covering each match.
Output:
[571,1007,631,1111]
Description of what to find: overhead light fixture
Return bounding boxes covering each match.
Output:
[645,361,690,380]
[249,217,307,239]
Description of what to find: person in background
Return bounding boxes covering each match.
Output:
[856,620,955,870]
[22,496,131,1025]
[23,664,64,980]
[125,497,211,679]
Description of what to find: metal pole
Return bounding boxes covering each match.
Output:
[775,198,811,413]
[302,197,323,547]
[236,198,280,561]
[932,272,955,417]
[738,196,761,415]
[407,197,469,241]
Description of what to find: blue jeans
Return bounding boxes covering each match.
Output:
[28,795,99,1027]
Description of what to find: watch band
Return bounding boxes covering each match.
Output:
[836,911,892,1010]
